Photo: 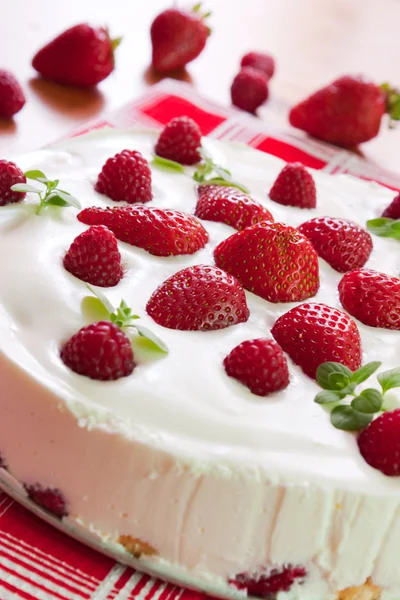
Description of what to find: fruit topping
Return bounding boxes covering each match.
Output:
[155,116,202,166]
[231,67,269,114]
[230,566,307,598]
[95,149,152,204]
[26,484,67,518]
[240,52,275,80]
[0,160,26,206]
[0,70,25,118]
[269,163,316,209]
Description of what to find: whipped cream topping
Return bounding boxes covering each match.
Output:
[1,128,400,497]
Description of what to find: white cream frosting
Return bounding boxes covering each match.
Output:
[0,129,400,599]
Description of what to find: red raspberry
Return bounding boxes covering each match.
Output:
[61,321,135,381]
[382,192,400,219]
[240,51,275,80]
[358,409,400,476]
[95,149,152,204]
[231,67,269,114]
[0,70,26,118]
[63,225,123,287]
[230,566,307,597]
[224,339,289,396]
[269,163,316,209]
[26,484,67,518]
[0,160,27,206]
[155,116,202,165]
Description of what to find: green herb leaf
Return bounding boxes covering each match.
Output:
[331,405,372,431]
[134,323,169,353]
[10,183,41,193]
[366,218,400,240]
[351,361,382,385]
[53,190,81,209]
[24,169,46,181]
[314,390,343,405]
[86,284,114,316]
[44,195,71,207]
[351,389,383,414]
[316,362,353,390]
[45,179,60,192]
[151,155,185,173]
[81,296,110,323]
[193,149,249,193]
[204,177,250,194]
[378,368,400,394]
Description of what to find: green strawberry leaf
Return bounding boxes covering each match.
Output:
[151,155,185,173]
[24,169,46,181]
[351,361,382,385]
[331,405,372,431]
[314,390,343,405]
[10,183,41,194]
[351,389,383,414]
[316,362,353,390]
[378,368,400,394]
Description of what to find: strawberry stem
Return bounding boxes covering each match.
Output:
[381,83,400,128]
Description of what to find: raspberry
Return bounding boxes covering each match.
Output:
[269,163,316,209]
[231,67,269,114]
[0,160,26,206]
[155,116,202,165]
[0,70,26,118]
[95,149,152,204]
[230,566,307,598]
[241,51,275,80]
[26,484,67,518]
[382,192,400,219]
[358,409,400,476]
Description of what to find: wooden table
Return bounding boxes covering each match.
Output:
[0,0,399,173]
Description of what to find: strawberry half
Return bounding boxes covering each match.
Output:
[298,217,373,273]
[269,163,316,209]
[271,302,362,379]
[78,205,208,257]
[195,184,273,231]
[339,268,400,330]
[146,265,249,331]
[214,221,319,303]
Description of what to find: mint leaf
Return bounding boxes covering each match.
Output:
[314,390,343,404]
[81,296,110,323]
[134,323,169,353]
[193,149,249,193]
[204,177,250,194]
[351,361,382,385]
[24,169,46,181]
[378,368,400,394]
[351,389,383,414]
[316,362,353,390]
[45,179,60,192]
[86,284,114,316]
[10,183,41,193]
[331,405,372,431]
[44,195,70,207]
[53,190,81,209]
[152,155,185,173]
[367,218,400,240]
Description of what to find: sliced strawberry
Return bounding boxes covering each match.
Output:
[214,221,319,303]
[77,205,208,257]
[271,302,362,379]
[298,217,373,273]
[339,269,400,330]
[195,185,273,231]
[146,265,249,331]
[269,162,316,209]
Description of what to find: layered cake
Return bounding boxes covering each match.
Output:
[0,120,400,600]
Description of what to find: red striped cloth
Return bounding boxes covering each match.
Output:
[1,80,399,600]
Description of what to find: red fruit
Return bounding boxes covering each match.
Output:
[0,453,6,469]
[298,217,373,273]
[78,205,208,257]
[339,269,400,330]
[269,163,316,209]
[63,225,123,287]
[289,76,387,148]
[146,265,249,331]
[240,51,275,80]
[32,24,120,87]
[382,192,400,219]
[231,67,269,114]
[195,184,273,231]
[95,149,152,204]
[155,116,202,166]
[358,409,400,476]
[61,321,135,381]
[230,566,307,597]
[26,484,67,518]
[271,303,362,379]
[224,339,289,396]
[150,8,209,73]
[0,160,26,206]
[0,70,25,118]
[214,221,319,303]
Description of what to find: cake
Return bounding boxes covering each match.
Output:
[0,125,399,600]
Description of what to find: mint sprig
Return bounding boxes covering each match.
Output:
[85,285,168,354]
[193,149,249,193]
[366,217,400,241]
[151,155,185,173]
[11,169,81,215]
[314,361,400,431]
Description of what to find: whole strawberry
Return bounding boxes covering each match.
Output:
[271,303,362,379]
[382,192,400,219]
[61,321,135,380]
[195,184,273,231]
[78,205,208,257]
[339,268,400,329]
[269,163,316,209]
[0,70,25,118]
[214,221,320,303]
[358,409,400,476]
[289,75,400,148]
[231,67,269,114]
[146,265,249,331]
[26,484,67,518]
[240,51,275,80]
[224,338,289,396]
[63,225,123,287]
[151,6,209,73]
[155,116,202,165]
[0,160,26,206]
[230,567,307,597]
[32,24,121,87]
[298,217,373,272]
[95,149,152,204]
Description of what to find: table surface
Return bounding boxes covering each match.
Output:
[0,0,399,173]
